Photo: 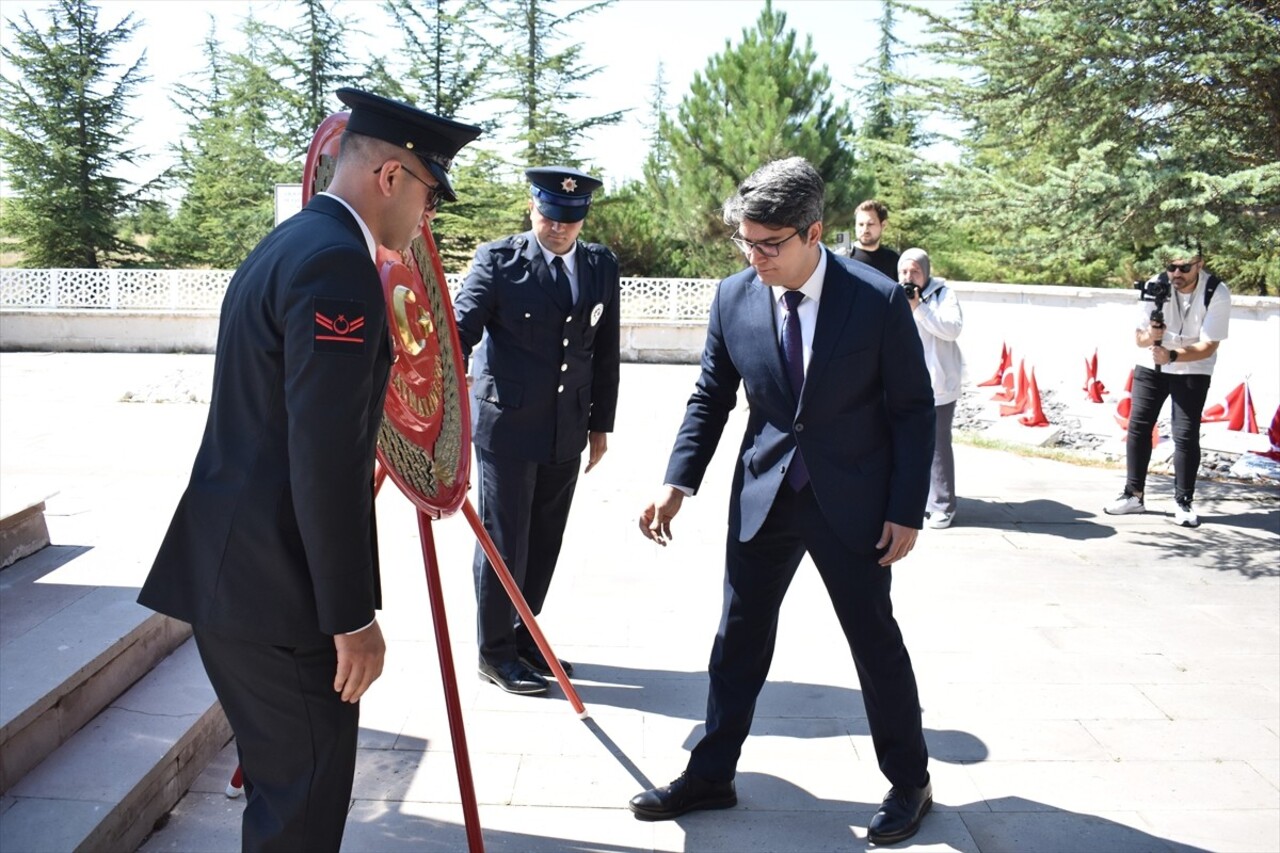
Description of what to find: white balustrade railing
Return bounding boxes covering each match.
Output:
[0,268,718,322]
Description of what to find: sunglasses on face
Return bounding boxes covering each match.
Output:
[1165,263,1195,273]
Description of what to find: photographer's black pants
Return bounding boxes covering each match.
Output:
[1125,366,1213,503]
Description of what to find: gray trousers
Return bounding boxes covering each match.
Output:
[928,401,957,515]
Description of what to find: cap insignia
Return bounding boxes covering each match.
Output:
[561,177,578,193]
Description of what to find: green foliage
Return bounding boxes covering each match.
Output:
[583,180,691,278]
[432,149,528,272]
[482,0,625,167]
[899,0,1280,293]
[253,0,356,161]
[378,0,491,122]
[659,1,865,277]
[149,20,297,268]
[850,1,933,254]
[0,0,151,268]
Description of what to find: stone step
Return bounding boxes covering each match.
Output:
[0,637,231,852]
[0,545,192,793]
[0,493,53,570]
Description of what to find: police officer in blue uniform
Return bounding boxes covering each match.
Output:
[454,167,620,695]
[140,89,480,851]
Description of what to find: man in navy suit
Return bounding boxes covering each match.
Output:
[630,157,936,845]
[454,167,620,695]
[140,89,480,851]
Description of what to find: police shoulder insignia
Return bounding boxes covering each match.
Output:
[313,297,367,354]
[590,302,604,327]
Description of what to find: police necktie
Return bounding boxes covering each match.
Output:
[552,256,573,311]
[781,289,810,490]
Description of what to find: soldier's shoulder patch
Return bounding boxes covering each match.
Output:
[313,296,367,354]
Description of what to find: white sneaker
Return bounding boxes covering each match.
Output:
[926,512,953,530]
[1104,492,1144,515]
[1173,502,1199,528]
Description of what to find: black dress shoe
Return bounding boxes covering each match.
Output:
[478,660,547,695]
[518,645,574,677]
[867,776,932,845]
[629,771,737,821]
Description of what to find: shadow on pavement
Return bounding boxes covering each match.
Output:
[571,665,990,766]
[1130,524,1280,579]
[338,780,1211,853]
[956,498,1118,540]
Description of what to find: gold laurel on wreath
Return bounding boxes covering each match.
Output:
[409,236,463,490]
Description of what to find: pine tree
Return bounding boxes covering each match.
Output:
[660,0,864,277]
[482,0,625,168]
[853,1,930,254]
[149,19,296,268]
[904,0,1280,292]
[0,0,150,267]
[376,0,492,121]
[254,0,355,160]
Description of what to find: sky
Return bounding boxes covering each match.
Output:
[0,0,961,193]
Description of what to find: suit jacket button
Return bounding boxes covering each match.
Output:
[565,315,573,322]
[563,338,569,346]
[524,312,532,318]
[795,423,805,432]
[557,385,564,393]
[561,363,568,371]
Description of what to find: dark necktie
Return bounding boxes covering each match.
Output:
[552,256,573,310]
[781,289,810,490]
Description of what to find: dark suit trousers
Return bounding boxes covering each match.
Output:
[687,484,929,789]
[473,446,580,664]
[193,626,358,853]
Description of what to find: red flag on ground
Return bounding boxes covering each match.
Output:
[1000,361,1030,416]
[1250,406,1280,461]
[1232,382,1259,433]
[1019,369,1050,427]
[992,369,1016,402]
[1082,349,1099,391]
[1202,382,1245,423]
[1086,378,1106,403]
[1112,395,1160,448]
[978,342,1011,387]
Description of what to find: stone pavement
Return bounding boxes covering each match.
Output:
[1,353,1277,852]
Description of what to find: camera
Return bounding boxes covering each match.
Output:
[901,282,919,300]
[1133,272,1170,327]
[1133,273,1170,304]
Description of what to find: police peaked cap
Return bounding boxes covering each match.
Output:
[337,87,482,203]
[526,167,603,223]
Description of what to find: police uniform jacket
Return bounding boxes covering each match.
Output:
[665,248,935,553]
[454,231,620,464]
[139,194,391,646]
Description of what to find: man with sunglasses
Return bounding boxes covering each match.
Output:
[1104,247,1231,527]
[140,88,480,851]
[632,158,936,845]
[454,167,620,696]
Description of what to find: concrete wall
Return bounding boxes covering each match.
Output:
[3,281,1277,416]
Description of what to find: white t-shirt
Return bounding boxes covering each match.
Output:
[1134,270,1230,376]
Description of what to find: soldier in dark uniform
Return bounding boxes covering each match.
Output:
[454,167,621,695]
[139,89,480,852]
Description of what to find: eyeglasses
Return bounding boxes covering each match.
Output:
[731,229,801,258]
[374,162,443,211]
[1165,262,1196,273]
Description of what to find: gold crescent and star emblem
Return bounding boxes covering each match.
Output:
[561,177,578,193]
[392,285,434,356]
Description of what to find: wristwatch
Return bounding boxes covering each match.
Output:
[1168,349,1179,363]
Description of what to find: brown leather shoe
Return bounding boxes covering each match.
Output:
[629,771,737,821]
[867,776,932,845]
